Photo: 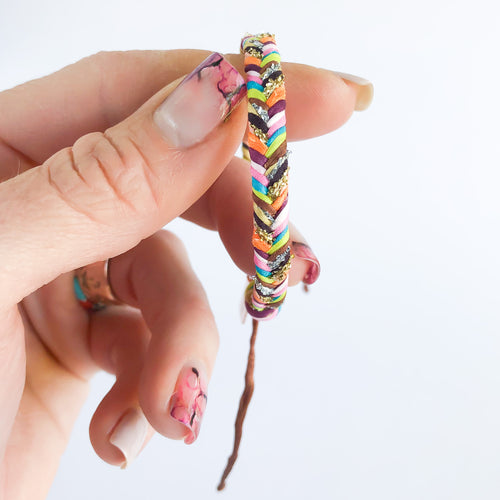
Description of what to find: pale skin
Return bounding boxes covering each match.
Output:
[0,49,370,499]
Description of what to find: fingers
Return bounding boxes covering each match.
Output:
[0,53,247,305]
[0,307,25,462]
[88,231,218,468]
[109,230,218,442]
[0,50,372,168]
[182,156,321,286]
[88,307,154,468]
[224,53,373,140]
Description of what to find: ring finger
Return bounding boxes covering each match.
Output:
[88,230,219,466]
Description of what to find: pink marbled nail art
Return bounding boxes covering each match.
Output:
[169,366,208,444]
[291,241,321,285]
[154,53,246,149]
[289,222,321,285]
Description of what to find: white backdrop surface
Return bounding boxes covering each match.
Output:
[1,0,500,499]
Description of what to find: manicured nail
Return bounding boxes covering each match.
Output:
[169,366,208,444]
[109,407,149,469]
[290,224,320,285]
[154,53,246,149]
[333,71,374,111]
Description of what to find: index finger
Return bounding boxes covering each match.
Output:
[0,50,372,170]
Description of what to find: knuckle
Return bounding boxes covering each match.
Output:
[83,51,131,127]
[184,292,212,316]
[154,229,186,253]
[86,50,123,74]
[45,131,161,223]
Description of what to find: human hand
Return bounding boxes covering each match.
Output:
[0,49,372,498]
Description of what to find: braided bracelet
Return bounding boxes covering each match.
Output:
[218,32,291,491]
[242,33,291,321]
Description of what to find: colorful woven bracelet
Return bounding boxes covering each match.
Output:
[241,33,291,322]
[218,33,291,491]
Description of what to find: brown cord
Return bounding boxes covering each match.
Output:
[217,319,259,491]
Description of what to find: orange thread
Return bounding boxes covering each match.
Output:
[267,86,286,108]
[245,55,262,67]
[271,187,288,210]
[252,230,272,252]
[248,131,267,155]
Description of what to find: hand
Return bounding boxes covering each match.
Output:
[0,49,372,498]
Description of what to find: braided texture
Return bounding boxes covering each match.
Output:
[241,33,291,321]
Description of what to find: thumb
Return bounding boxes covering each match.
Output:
[0,53,246,306]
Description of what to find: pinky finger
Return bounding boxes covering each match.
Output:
[88,307,154,468]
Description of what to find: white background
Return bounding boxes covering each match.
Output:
[1,0,500,499]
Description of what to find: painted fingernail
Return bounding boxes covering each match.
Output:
[154,53,246,149]
[109,407,149,469]
[169,366,208,444]
[333,71,374,111]
[290,224,320,285]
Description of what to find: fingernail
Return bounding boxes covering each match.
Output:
[333,71,374,111]
[290,224,320,285]
[154,53,246,149]
[169,366,208,444]
[109,407,149,469]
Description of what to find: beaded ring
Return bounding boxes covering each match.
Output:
[241,33,291,322]
[74,260,122,311]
